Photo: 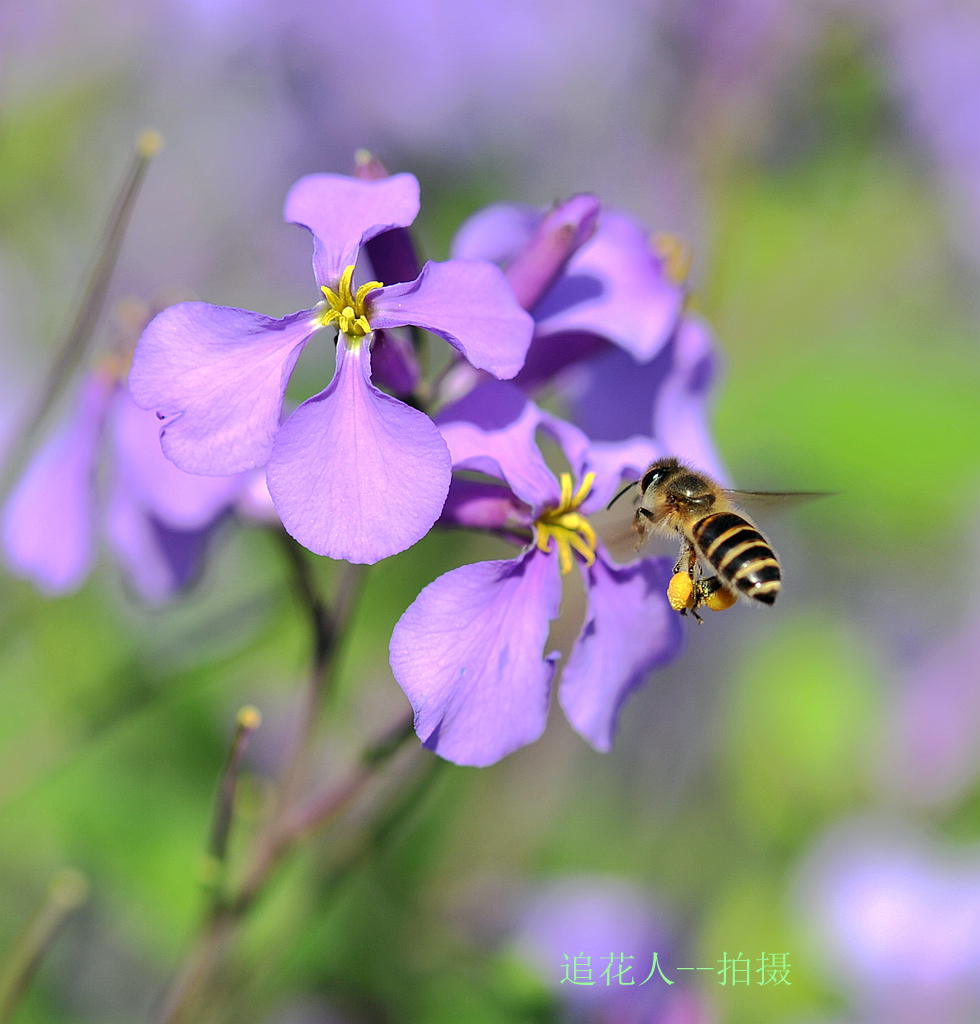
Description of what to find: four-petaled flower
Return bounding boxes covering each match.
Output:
[129,173,534,563]
[389,382,683,767]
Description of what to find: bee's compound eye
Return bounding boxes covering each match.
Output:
[641,467,667,492]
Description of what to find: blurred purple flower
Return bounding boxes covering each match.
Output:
[796,820,980,1023]
[448,197,726,482]
[389,383,681,767]
[512,876,715,1024]
[875,586,980,809]
[3,366,243,602]
[452,198,684,389]
[130,172,533,564]
[882,0,980,277]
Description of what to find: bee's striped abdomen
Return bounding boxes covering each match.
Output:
[691,511,781,605]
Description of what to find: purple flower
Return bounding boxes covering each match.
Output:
[448,197,727,483]
[389,383,682,767]
[510,876,713,1024]
[562,314,729,484]
[129,172,534,564]
[874,587,980,809]
[882,0,980,275]
[451,198,684,389]
[3,365,243,602]
[796,820,980,1022]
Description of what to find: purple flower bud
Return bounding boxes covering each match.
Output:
[504,193,600,311]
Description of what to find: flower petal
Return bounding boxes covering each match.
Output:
[390,549,561,766]
[103,479,214,605]
[284,172,420,287]
[534,211,683,361]
[560,555,682,752]
[436,381,560,509]
[439,478,528,536]
[266,339,451,563]
[452,195,600,311]
[581,436,664,512]
[109,389,245,529]
[652,315,728,483]
[504,195,600,309]
[450,202,539,264]
[512,330,607,391]
[2,373,111,594]
[369,260,534,379]
[129,303,317,475]
[563,317,728,484]
[368,328,420,397]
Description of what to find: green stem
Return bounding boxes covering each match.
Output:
[1,130,162,501]
[0,869,89,1023]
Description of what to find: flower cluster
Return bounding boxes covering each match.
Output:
[6,160,727,765]
[3,350,249,603]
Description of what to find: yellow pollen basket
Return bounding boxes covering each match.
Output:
[319,264,383,341]
[534,472,598,576]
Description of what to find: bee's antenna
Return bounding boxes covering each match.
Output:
[606,479,638,510]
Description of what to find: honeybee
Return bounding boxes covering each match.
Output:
[609,457,823,621]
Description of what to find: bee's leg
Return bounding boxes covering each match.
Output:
[672,539,698,578]
[667,542,704,618]
[695,575,737,613]
[632,506,656,548]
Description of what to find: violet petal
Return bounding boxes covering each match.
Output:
[390,549,561,766]
[104,479,212,605]
[283,172,420,288]
[436,381,561,509]
[450,202,539,265]
[266,338,450,563]
[369,260,534,380]
[109,389,244,529]
[2,373,111,593]
[560,554,682,752]
[438,477,528,535]
[534,211,683,361]
[129,302,317,475]
[504,194,601,311]
[563,318,727,484]
[368,328,420,397]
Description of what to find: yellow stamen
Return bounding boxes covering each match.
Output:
[319,264,382,341]
[533,472,598,575]
[652,232,691,286]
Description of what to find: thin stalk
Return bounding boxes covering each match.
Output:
[1,130,163,501]
[0,869,89,1023]
[152,535,375,1024]
[203,706,263,902]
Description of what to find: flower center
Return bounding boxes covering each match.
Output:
[319,264,383,342]
[534,472,598,575]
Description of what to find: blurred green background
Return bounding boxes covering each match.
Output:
[2,3,980,1022]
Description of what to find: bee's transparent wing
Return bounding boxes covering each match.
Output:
[721,490,835,517]
[591,499,678,566]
